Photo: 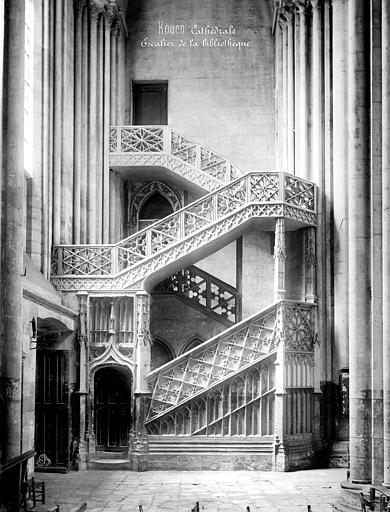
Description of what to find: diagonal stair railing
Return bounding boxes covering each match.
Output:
[109,126,242,192]
[51,172,316,292]
[152,265,241,324]
[145,300,316,437]
[146,302,280,426]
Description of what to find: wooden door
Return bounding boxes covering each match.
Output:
[35,350,70,470]
[133,82,168,125]
[94,367,132,450]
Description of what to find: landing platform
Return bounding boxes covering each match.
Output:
[39,467,344,511]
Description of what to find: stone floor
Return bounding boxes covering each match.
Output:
[37,468,345,512]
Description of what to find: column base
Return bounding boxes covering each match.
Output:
[128,431,148,472]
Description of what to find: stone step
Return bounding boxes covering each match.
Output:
[87,458,132,471]
[92,450,128,460]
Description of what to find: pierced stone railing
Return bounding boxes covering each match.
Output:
[145,300,317,436]
[109,126,242,191]
[51,172,316,292]
[152,265,241,324]
[146,302,281,425]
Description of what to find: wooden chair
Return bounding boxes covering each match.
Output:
[29,476,46,506]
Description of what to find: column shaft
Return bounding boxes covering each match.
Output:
[287,12,295,173]
[281,20,288,171]
[332,0,349,375]
[369,0,383,486]
[0,0,25,461]
[110,24,118,124]
[95,15,104,244]
[116,30,125,124]
[80,6,88,243]
[87,7,98,243]
[274,218,286,301]
[73,1,83,244]
[382,0,390,487]
[53,0,63,245]
[275,24,283,173]
[348,0,372,484]
[298,3,309,178]
[103,15,111,244]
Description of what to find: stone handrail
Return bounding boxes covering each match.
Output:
[51,172,316,291]
[146,301,281,423]
[145,300,317,432]
[109,125,242,189]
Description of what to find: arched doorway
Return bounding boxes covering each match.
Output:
[139,192,173,230]
[94,366,132,451]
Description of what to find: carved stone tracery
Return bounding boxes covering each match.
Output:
[130,181,182,225]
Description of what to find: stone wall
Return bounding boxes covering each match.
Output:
[125,0,275,172]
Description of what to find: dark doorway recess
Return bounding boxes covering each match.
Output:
[35,350,70,471]
[133,81,168,125]
[94,366,132,451]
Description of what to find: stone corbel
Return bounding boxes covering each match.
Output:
[292,0,308,14]
[309,0,323,11]
[89,1,104,20]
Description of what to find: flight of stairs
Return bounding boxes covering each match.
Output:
[50,127,317,471]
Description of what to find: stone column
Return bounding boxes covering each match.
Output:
[0,0,25,461]
[275,23,283,173]
[80,4,89,243]
[369,0,383,486]
[73,0,85,244]
[280,15,288,172]
[103,12,113,244]
[332,0,349,384]
[110,20,118,125]
[130,292,151,471]
[41,0,52,276]
[87,3,100,244]
[304,227,316,302]
[116,28,125,125]
[95,14,104,244]
[53,0,63,245]
[75,293,88,470]
[286,9,295,173]
[273,303,287,471]
[274,218,286,301]
[382,0,390,487]
[295,0,309,179]
[348,0,372,484]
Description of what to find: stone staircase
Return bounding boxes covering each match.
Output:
[109,125,242,193]
[49,127,318,470]
[144,300,317,470]
[50,171,315,292]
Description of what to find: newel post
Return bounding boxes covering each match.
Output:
[130,291,152,471]
[273,301,287,471]
[274,218,286,301]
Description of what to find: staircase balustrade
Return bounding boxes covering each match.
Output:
[146,302,281,423]
[145,301,316,438]
[152,265,241,324]
[51,172,316,291]
[109,126,242,190]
